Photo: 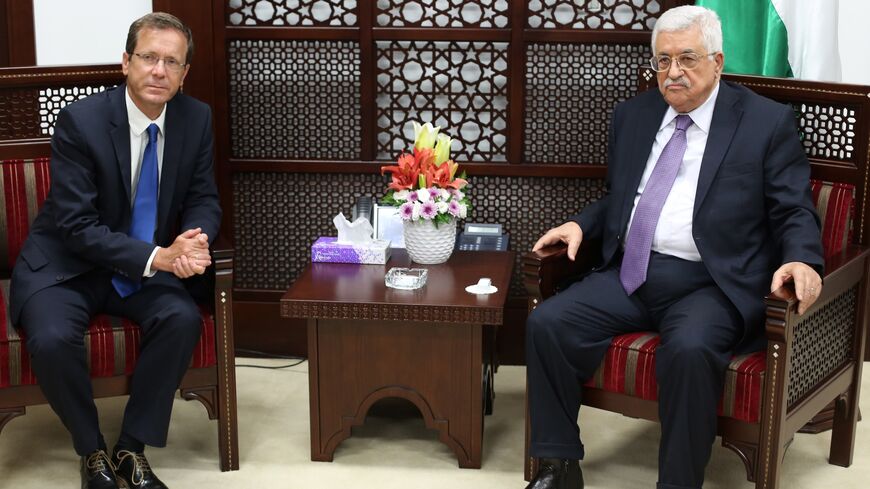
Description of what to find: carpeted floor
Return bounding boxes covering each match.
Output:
[1,360,867,488]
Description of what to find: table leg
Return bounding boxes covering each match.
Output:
[305,318,484,468]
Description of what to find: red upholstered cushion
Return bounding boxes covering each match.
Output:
[581,180,854,424]
[0,158,218,389]
[583,334,766,423]
[0,279,217,388]
[0,158,51,274]
[810,179,854,257]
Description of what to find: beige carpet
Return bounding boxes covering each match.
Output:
[1,360,868,488]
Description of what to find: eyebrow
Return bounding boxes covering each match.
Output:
[656,49,701,56]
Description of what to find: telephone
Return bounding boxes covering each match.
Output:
[455,222,509,251]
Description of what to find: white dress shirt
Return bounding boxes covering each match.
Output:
[625,81,721,262]
[125,88,166,276]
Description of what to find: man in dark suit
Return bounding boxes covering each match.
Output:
[524,6,823,489]
[10,12,220,489]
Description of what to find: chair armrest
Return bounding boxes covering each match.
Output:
[211,234,235,265]
[209,234,234,300]
[523,239,601,303]
[763,245,870,422]
[764,245,870,340]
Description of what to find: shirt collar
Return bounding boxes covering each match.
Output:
[125,87,166,137]
[659,80,720,134]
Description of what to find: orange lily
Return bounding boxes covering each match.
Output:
[380,152,419,191]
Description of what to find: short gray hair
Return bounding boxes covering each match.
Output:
[126,12,194,64]
[651,5,722,55]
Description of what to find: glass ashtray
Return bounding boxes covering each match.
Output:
[385,267,428,290]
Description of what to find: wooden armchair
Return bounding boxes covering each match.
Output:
[523,72,870,489]
[0,66,239,471]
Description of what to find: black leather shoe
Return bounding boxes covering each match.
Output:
[81,450,119,489]
[112,450,168,489]
[525,458,584,489]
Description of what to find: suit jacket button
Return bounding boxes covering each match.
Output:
[55,275,64,281]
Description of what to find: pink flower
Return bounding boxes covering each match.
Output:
[447,200,461,217]
[399,202,415,220]
[420,201,437,219]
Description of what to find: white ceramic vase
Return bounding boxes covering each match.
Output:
[403,218,457,264]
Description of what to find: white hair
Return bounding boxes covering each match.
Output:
[651,5,723,55]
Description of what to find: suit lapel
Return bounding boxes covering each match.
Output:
[158,96,183,234]
[109,85,132,205]
[617,95,669,233]
[693,82,743,217]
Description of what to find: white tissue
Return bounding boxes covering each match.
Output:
[334,212,374,244]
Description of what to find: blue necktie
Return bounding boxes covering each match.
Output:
[620,114,693,295]
[112,123,159,297]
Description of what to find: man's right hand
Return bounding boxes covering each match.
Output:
[153,228,212,278]
[532,221,584,261]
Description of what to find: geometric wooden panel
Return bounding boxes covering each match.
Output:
[0,85,109,140]
[233,171,605,297]
[376,0,510,28]
[228,40,361,160]
[227,0,358,26]
[788,285,856,407]
[468,175,606,296]
[792,103,858,162]
[528,0,663,30]
[524,43,647,164]
[375,41,509,162]
[233,172,384,290]
[39,86,110,136]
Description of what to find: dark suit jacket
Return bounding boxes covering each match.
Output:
[571,81,823,342]
[10,84,221,325]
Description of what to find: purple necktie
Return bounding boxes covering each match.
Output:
[620,114,693,295]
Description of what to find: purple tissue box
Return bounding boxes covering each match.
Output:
[311,237,392,264]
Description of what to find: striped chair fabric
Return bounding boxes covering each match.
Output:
[583,179,854,423]
[0,158,217,389]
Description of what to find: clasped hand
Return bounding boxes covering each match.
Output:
[153,228,212,278]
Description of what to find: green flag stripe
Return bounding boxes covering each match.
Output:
[694,0,793,77]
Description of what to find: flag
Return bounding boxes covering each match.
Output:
[694,0,841,81]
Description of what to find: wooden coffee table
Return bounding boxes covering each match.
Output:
[280,250,514,468]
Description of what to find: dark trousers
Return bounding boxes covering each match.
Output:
[18,270,201,456]
[526,253,743,489]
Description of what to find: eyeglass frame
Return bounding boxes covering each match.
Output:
[649,52,719,72]
[130,52,188,73]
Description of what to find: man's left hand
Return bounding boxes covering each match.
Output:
[770,262,822,315]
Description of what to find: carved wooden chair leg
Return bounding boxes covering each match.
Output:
[181,385,218,419]
[829,392,859,467]
[217,384,239,471]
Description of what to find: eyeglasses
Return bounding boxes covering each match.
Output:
[649,52,718,72]
[132,52,186,73]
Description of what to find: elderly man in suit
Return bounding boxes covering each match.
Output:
[524,5,823,489]
[10,12,220,489]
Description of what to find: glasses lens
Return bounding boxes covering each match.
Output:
[678,54,700,70]
[651,56,670,72]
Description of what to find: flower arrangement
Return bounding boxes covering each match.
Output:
[380,122,470,227]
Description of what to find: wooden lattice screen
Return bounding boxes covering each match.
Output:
[218,0,689,297]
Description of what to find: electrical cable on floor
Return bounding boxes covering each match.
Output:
[234,348,307,369]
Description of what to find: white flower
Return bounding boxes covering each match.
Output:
[413,122,440,151]
[417,188,431,203]
[458,203,467,219]
[412,201,422,221]
[394,190,410,202]
[439,189,451,201]
[437,201,449,214]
